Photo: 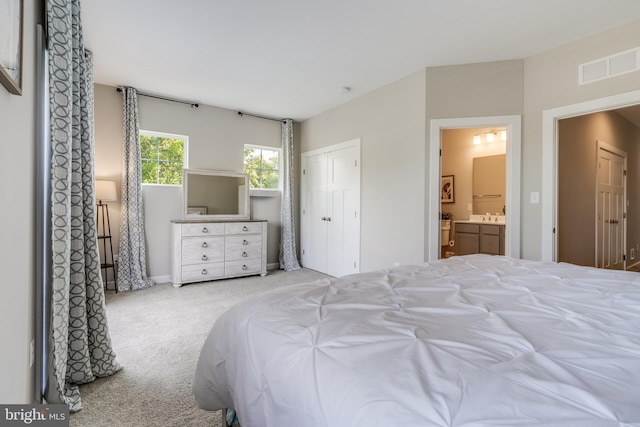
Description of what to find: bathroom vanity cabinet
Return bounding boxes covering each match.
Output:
[455,222,505,256]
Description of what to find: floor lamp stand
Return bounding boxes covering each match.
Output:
[97,201,117,293]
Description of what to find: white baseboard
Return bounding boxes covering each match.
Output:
[150,275,171,284]
[267,262,280,271]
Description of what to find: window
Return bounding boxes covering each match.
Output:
[244,145,281,190]
[140,130,187,185]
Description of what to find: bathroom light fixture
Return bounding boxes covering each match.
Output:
[473,129,507,144]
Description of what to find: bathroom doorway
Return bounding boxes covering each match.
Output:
[440,127,507,258]
[428,116,522,261]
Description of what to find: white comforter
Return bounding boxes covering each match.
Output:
[193,255,640,426]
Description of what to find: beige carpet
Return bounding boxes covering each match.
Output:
[69,268,330,427]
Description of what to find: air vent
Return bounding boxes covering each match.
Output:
[579,47,639,85]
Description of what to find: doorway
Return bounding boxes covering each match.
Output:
[541,89,640,262]
[428,115,522,261]
[555,110,638,269]
[440,128,507,258]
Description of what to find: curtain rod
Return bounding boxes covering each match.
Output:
[116,87,199,108]
[237,111,286,123]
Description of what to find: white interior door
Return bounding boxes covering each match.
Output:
[596,142,626,270]
[327,146,360,276]
[301,152,328,273]
[301,140,360,277]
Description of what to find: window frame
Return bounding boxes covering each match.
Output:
[139,129,189,186]
[243,144,282,195]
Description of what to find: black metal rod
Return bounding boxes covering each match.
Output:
[237,111,286,123]
[116,87,199,108]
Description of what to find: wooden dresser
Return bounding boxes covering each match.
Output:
[170,220,267,287]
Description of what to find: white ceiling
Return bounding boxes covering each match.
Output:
[81,0,640,121]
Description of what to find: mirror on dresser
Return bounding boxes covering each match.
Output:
[182,169,250,220]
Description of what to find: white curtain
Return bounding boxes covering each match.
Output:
[117,87,155,291]
[279,119,302,271]
[46,0,121,411]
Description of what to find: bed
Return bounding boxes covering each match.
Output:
[193,255,640,426]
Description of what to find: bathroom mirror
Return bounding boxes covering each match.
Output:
[183,169,250,220]
[472,154,506,215]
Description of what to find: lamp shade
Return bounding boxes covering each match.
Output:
[95,180,118,202]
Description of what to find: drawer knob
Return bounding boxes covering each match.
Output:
[202,242,208,248]
[243,225,248,232]
[202,255,208,261]
[243,240,248,245]
[242,251,248,257]
[201,269,208,275]
[242,264,248,270]
[202,227,208,233]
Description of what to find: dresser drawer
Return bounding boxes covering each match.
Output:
[225,222,264,235]
[225,246,262,262]
[225,234,262,249]
[225,259,262,276]
[181,222,225,237]
[182,236,225,264]
[181,262,225,282]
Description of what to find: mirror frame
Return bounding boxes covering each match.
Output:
[182,169,250,220]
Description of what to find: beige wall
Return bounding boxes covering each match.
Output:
[441,128,506,222]
[426,60,524,255]
[300,70,427,271]
[523,19,640,260]
[558,111,640,267]
[0,0,41,403]
[94,84,283,280]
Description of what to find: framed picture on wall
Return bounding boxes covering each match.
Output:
[441,175,454,203]
[0,0,23,95]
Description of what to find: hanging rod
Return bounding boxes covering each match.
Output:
[237,111,286,123]
[473,194,502,199]
[116,87,199,108]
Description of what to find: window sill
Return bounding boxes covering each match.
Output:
[250,189,281,198]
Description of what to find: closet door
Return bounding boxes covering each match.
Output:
[301,140,360,277]
[327,145,360,276]
[301,152,328,273]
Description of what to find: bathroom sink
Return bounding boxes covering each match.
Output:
[455,214,506,224]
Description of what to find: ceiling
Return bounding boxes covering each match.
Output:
[82,1,640,121]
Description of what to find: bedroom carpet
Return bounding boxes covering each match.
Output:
[69,268,330,427]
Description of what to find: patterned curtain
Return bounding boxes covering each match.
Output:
[117,88,155,291]
[279,119,302,271]
[46,0,121,411]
